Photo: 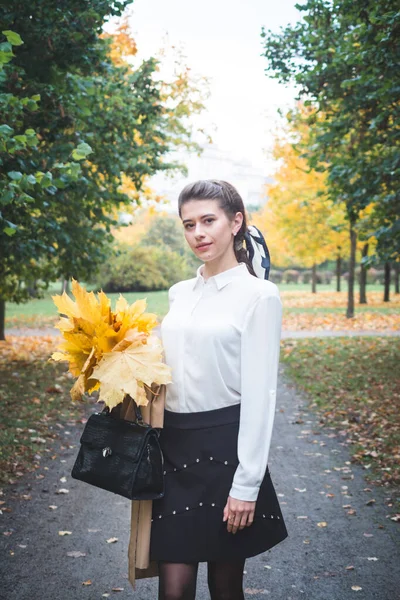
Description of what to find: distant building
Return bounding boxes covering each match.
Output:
[148,143,273,213]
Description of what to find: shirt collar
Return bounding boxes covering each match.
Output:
[193,262,249,291]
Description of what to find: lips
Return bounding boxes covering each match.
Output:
[196,243,212,250]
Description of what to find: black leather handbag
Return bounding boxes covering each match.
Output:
[71,397,164,500]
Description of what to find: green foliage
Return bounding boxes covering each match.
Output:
[0,0,207,320]
[261,0,400,262]
[97,243,194,293]
[0,31,90,304]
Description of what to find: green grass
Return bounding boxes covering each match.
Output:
[5,289,170,328]
[281,336,400,497]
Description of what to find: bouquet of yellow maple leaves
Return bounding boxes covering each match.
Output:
[50,279,172,410]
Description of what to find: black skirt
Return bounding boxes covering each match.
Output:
[150,403,288,563]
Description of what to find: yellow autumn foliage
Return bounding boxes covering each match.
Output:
[49,279,172,408]
[254,102,350,268]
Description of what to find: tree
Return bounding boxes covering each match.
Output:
[261,0,400,316]
[254,102,349,291]
[0,30,91,340]
[0,2,211,339]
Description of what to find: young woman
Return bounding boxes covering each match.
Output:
[150,179,288,599]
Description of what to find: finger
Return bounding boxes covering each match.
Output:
[227,512,237,533]
[246,510,255,527]
[231,512,242,535]
[222,502,229,523]
[238,512,248,530]
[227,514,234,533]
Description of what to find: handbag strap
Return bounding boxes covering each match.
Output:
[101,396,145,425]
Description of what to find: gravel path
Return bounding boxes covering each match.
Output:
[1,366,399,599]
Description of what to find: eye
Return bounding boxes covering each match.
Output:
[184,219,214,230]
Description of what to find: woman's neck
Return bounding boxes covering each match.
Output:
[201,258,241,281]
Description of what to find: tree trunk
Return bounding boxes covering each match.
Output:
[311,263,317,293]
[383,261,391,302]
[394,262,399,294]
[336,252,341,292]
[346,219,357,319]
[0,299,5,341]
[359,243,368,304]
[61,278,71,294]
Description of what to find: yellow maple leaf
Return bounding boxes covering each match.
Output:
[113,295,159,340]
[90,334,172,408]
[51,338,90,377]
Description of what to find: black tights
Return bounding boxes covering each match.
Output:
[158,560,245,600]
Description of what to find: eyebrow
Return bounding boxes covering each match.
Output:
[182,213,217,224]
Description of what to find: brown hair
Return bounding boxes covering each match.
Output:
[177,179,257,277]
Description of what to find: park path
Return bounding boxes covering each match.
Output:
[0,366,399,599]
[4,327,400,338]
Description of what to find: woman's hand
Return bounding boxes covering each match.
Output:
[223,496,256,534]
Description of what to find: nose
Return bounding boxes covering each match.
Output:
[194,223,206,237]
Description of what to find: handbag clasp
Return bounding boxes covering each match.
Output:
[102,446,113,458]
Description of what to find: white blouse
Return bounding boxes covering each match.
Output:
[160,262,283,502]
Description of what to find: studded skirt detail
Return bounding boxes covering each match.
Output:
[149,403,288,563]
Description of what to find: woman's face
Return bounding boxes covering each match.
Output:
[181,199,243,263]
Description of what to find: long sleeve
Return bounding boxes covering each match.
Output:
[229,288,283,502]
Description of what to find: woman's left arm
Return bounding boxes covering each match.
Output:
[227,287,283,508]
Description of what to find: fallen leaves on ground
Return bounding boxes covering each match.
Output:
[281,290,399,331]
[281,290,400,310]
[283,311,399,331]
[0,335,89,485]
[5,314,58,329]
[0,335,58,365]
[282,337,400,489]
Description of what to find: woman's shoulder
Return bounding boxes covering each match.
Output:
[169,276,195,294]
[240,275,281,301]
[168,277,196,303]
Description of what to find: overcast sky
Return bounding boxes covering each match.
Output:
[105,0,302,176]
